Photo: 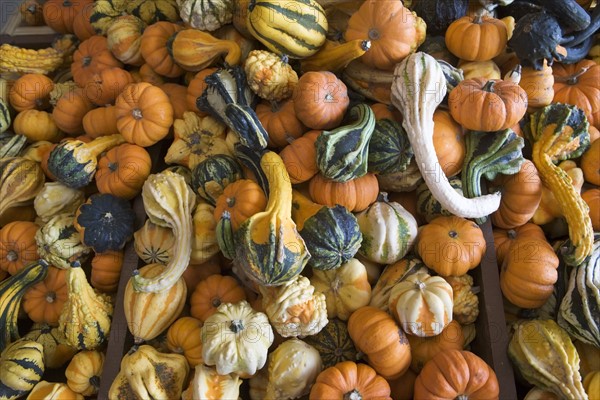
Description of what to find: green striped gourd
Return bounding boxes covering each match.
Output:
[367,118,413,175]
[416,176,464,222]
[0,260,48,352]
[356,193,418,265]
[304,318,358,369]
[246,0,328,58]
[0,340,45,400]
[0,133,27,159]
[0,99,10,134]
[191,154,244,205]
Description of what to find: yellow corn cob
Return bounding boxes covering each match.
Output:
[301,39,371,73]
[0,43,64,74]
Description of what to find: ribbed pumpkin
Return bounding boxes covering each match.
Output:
[95,143,152,199]
[310,361,391,400]
[71,35,123,88]
[293,71,349,130]
[213,179,267,231]
[309,173,379,212]
[90,250,123,292]
[72,2,95,40]
[553,59,600,129]
[52,88,94,135]
[582,189,600,232]
[280,130,320,184]
[160,83,190,120]
[581,139,600,186]
[256,100,306,148]
[445,12,507,61]
[42,0,92,33]
[65,350,104,396]
[140,21,184,78]
[86,67,133,106]
[190,274,246,323]
[347,306,411,380]
[82,106,120,138]
[493,223,546,267]
[433,110,465,177]
[166,316,204,367]
[22,266,67,325]
[407,320,465,373]
[124,263,187,342]
[9,74,53,112]
[0,221,39,276]
[115,82,174,147]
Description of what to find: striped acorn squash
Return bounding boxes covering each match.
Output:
[416,176,464,223]
[191,154,244,205]
[291,190,362,271]
[246,0,328,59]
[316,103,376,183]
[558,233,600,348]
[126,0,180,25]
[367,118,413,175]
[0,99,10,134]
[0,339,44,400]
[303,318,358,369]
[0,133,27,159]
[357,193,419,265]
[0,260,48,352]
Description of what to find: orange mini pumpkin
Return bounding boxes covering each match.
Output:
[71,35,123,88]
[582,189,600,232]
[190,274,246,323]
[91,250,124,293]
[186,68,218,116]
[9,73,54,112]
[159,83,190,120]
[140,21,184,78]
[87,67,134,106]
[309,173,379,212]
[213,179,267,231]
[256,100,307,148]
[432,110,465,177]
[493,223,546,267]
[581,139,600,185]
[96,143,152,199]
[448,77,528,132]
[310,361,392,400]
[23,266,68,325]
[115,82,174,147]
[407,320,465,373]
[280,130,320,184]
[293,71,349,130]
[416,216,486,277]
[0,221,40,275]
[42,0,92,33]
[52,88,95,135]
[72,2,95,40]
[83,106,120,138]
[166,316,204,367]
[445,12,508,61]
[553,59,600,129]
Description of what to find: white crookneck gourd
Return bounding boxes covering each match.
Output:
[132,171,195,292]
[390,52,501,219]
[33,182,85,224]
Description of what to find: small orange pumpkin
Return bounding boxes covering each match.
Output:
[91,250,124,292]
[0,221,40,275]
[213,179,267,231]
[432,110,465,177]
[553,59,600,129]
[309,361,392,400]
[279,130,320,184]
[140,21,184,78]
[159,83,190,120]
[370,103,402,122]
[71,35,123,88]
[166,316,204,367]
[189,274,247,323]
[581,139,600,185]
[186,68,218,116]
[115,82,174,147]
[83,106,120,138]
[42,0,92,33]
[493,223,546,267]
[23,266,68,325]
[95,143,152,199]
[582,189,600,232]
[309,173,379,212]
[86,67,134,106]
[182,256,222,295]
[72,2,95,40]
[9,73,54,112]
[256,100,307,148]
[52,88,95,135]
[445,12,508,61]
[13,109,62,143]
[407,320,465,373]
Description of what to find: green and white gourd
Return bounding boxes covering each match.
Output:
[191,154,244,205]
[416,176,464,222]
[367,118,413,175]
[0,99,10,134]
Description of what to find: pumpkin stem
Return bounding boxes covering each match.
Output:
[376,192,389,202]
[89,375,101,390]
[82,56,92,67]
[554,66,590,85]
[343,389,363,400]
[132,108,143,120]
[280,54,289,64]
[471,285,481,295]
[507,229,518,239]
[482,80,496,92]
[225,196,236,207]
[367,28,380,41]
[128,344,140,354]
[229,320,244,333]
[46,291,56,303]
[270,101,281,113]
[456,395,469,400]
[472,8,486,24]
[108,161,118,172]
[6,250,18,262]
[324,93,335,102]
[415,280,426,291]
[211,297,222,308]
[448,230,458,239]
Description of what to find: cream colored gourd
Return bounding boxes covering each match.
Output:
[0,157,45,218]
[391,52,501,218]
[266,339,323,400]
[124,263,187,343]
[310,258,371,321]
[108,345,189,400]
[191,202,220,264]
[260,275,328,338]
[34,183,85,224]
[356,193,418,264]
[388,271,454,337]
[58,266,113,350]
[182,364,242,400]
[132,171,195,292]
[35,213,91,270]
[201,300,273,378]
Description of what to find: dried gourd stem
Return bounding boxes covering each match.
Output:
[343,389,363,400]
[89,375,100,390]
[554,66,590,84]
[6,250,17,262]
[472,8,486,24]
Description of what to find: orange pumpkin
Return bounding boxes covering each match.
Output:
[13,109,62,143]
[387,369,417,400]
[138,63,166,85]
[22,266,68,325]
[309,173,379,212]
[589,126,600,143]
[309,361,392,400]
[166,316,204,367]
[213,179,267,231]
[279,130,320,184]
[91,250,123,292]
[432,110,465,177]
[42,0,92,33]
[416,216,486,277]
[581,139,600,185]
[159,83,190,120]
[83,106,120,138]
[491,160,543,229]
[407,320,465,373]
[96,143,152,199]
[582,189,600,232]
[140,22,184,78]
[256,100,307,148]
[370,103,402,122]
[519,61,554,111]
[0,221,40,275]
[52,88,95,135]
[493,223,546,267]
[86,67,134,106]
[115,82,174,147]
[71,35,123,88]
[9,73,54,112]
[445,12,508,61]
[344,0,426,71]
[348,306,411,379]
[182,256,221,295]
[40,143,58,180]
[414,350,499,399]
[500,237,559,309]
[186,68,218,116]
[293,71,349,130]
[72,2,95,40]
[448,77,528,132]
[189,274,247,323]
[553,59,600,129]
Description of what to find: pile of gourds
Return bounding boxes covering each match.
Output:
[0,0,599,398]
